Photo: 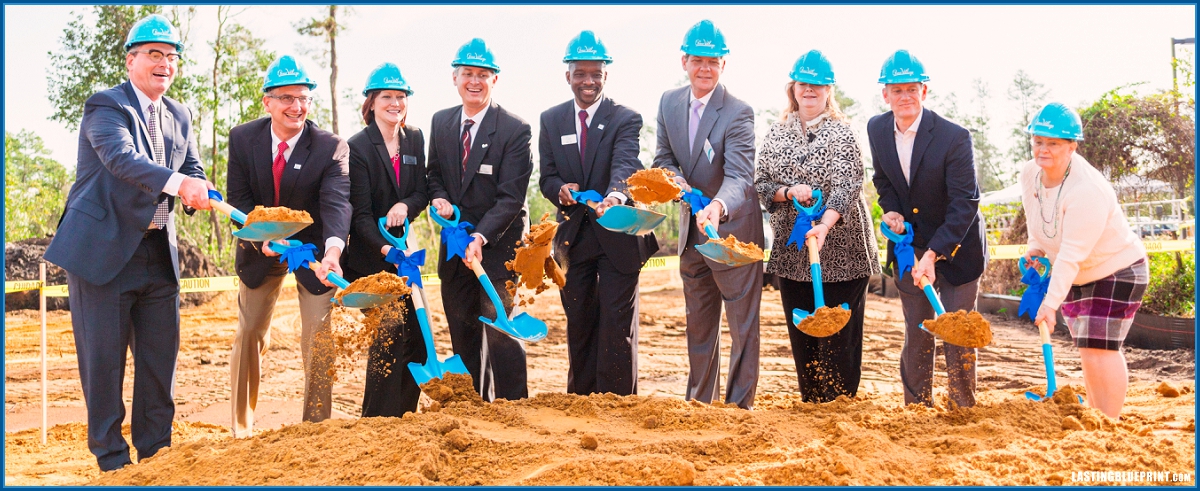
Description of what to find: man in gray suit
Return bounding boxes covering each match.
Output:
[43,14,212,471]
[653,20,763,409]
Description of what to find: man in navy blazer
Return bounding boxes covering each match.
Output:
[868,50,987,409]
[43,14,212,471]
[538,31,659,396]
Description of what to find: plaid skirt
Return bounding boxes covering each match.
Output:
[1060,258,1149,350]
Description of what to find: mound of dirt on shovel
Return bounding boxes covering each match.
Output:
[244,205,312,225]
[924,310,994,348]
[706,234,765,262]
[796,306,852,337]
[626,168,682,205]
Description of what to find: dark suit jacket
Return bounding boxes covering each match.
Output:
[227,118,351,294]
[45,81,206,286]
[426,101,532,279]
[341,122,428,280]
[537,98,659,274]
[868,108,987,286]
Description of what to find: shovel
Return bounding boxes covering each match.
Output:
[265,240,401,309]
[1025,320,1060,402]
[377,217,469,385]
[207,190,312,242]
[569,189,665,236]
[430,206,548,342]
[791,235,851,337]
[694,219,762,267]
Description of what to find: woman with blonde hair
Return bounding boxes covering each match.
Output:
[754,50,880,402]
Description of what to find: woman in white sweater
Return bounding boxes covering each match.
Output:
[1019,102,1148,419]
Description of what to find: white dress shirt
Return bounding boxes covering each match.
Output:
[688,89,726,217]
[460,104,490,245]
[574,96,627,203]
[894,109,924,184]
[269,124,345,254]
[130,83,185,196]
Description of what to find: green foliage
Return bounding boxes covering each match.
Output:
[5,131,74,242]
[47,5,161,130]
[1076,86,1195,197]
[1141,252,1195,317]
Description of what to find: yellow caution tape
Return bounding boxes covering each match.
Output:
[7,240,1191,297]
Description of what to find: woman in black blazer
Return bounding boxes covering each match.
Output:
[343,63,429,417]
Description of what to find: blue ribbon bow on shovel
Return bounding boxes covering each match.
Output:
[1019,256,1052,319]
[440,221,476,262]
[787,190,826,249]
[573,189,605,204]
[386,247,426,290]
[277,242,317,274]
[879,222,915,279]
[680,188,712,214]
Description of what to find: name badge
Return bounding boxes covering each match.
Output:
[703,139,715,162]
[479,164,494,175]
[561,134,578,145]
[293,164,302,170]
[402,155,418,165]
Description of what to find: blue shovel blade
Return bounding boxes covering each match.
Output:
[792,308,812,327]
[596,205,667,236]
[334,292,400,310]
[233,221,311,242]
[479,313,548,342]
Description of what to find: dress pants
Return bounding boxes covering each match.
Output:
[679,226,763,409]
[230,267,335,437]
[779,275,869,402]
[360,293,426,417]
[67,229,179,471]
[440,260,528,402]
[895,269,980,408]
[560,219,641,396]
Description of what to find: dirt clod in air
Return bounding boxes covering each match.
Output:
[1157,382,1181,398]
[923,310,993,348]
[626,168,682,205]
[795,306,851,337]
[505,213,564,305]
[244,205,313,225]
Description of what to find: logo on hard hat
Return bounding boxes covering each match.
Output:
[892,68,914,77]
[152,28,173,37]
[384,77,403,84]
[577,46,597,55]
[466,53,486,61]
[694,40,715,48]
[1032,119,1054,129]
[797,67,818,76]
[277,68,300,77]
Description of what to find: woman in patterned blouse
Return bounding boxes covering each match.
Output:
[754,50,881,402]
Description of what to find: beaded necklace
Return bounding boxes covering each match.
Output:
[1035,162,1072,239]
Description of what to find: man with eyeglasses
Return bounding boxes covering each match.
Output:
[44,13,213,472]
[225,54,351,437]
[868,49,987,409]
[426,38,533,402]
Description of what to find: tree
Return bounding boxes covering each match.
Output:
[295,5,349,134]
[1076,86,1195,197]
[47,5,161,130]
[1005,70,1049,165]
[5,131,74,242]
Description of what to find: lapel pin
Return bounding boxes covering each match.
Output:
[293,164,302,170]
[598,124,605,130]
[481,143,489,148]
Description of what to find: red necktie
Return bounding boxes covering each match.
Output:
[391,153,402,187]
[272,141,288,206]
[461,119,475,183]
[578,110,588,161]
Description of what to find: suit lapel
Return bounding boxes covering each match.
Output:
[668,88,690,173]
[368,122,403,199]
[443,108,465,200]
[907,109,934,191]
[461,102,496,192]
[559,102,584,184]
[582,98,611,186]
[120,82,154,155]
[280,122,313,207]
[160,105,176,169]
[878,112,910,198]
[688,84,724,171]
[253,122,276,206]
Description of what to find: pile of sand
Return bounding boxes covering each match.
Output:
[86,383,1195,486]
[244,206,313,225]
[924,310,994,348]
[796,306,852,337]
[626,168,682,206]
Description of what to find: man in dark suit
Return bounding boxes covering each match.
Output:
[653,20,764,409]
[226,55,351,437]
[426,38,533,402]
[43,14,212,471]
[538,31,659,396]
[868,50,987,408]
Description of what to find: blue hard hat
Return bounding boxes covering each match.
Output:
[451,38,500,73]
[878,49,930,84]
[262,55,318,92]
[789,49,836,85]
[680,20,729,58]
[124,13,183,52]
[563,30,613,63]
[1026,102,1084,141]
[362,63,413,96]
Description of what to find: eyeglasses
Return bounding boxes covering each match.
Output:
[267,95,314,105]
[131,49,182,63]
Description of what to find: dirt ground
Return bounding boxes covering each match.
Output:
[4,269,1196,485]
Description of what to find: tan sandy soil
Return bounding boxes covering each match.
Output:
[5,270,1195,485]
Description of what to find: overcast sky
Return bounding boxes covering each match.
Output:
[5,4,1195,169]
